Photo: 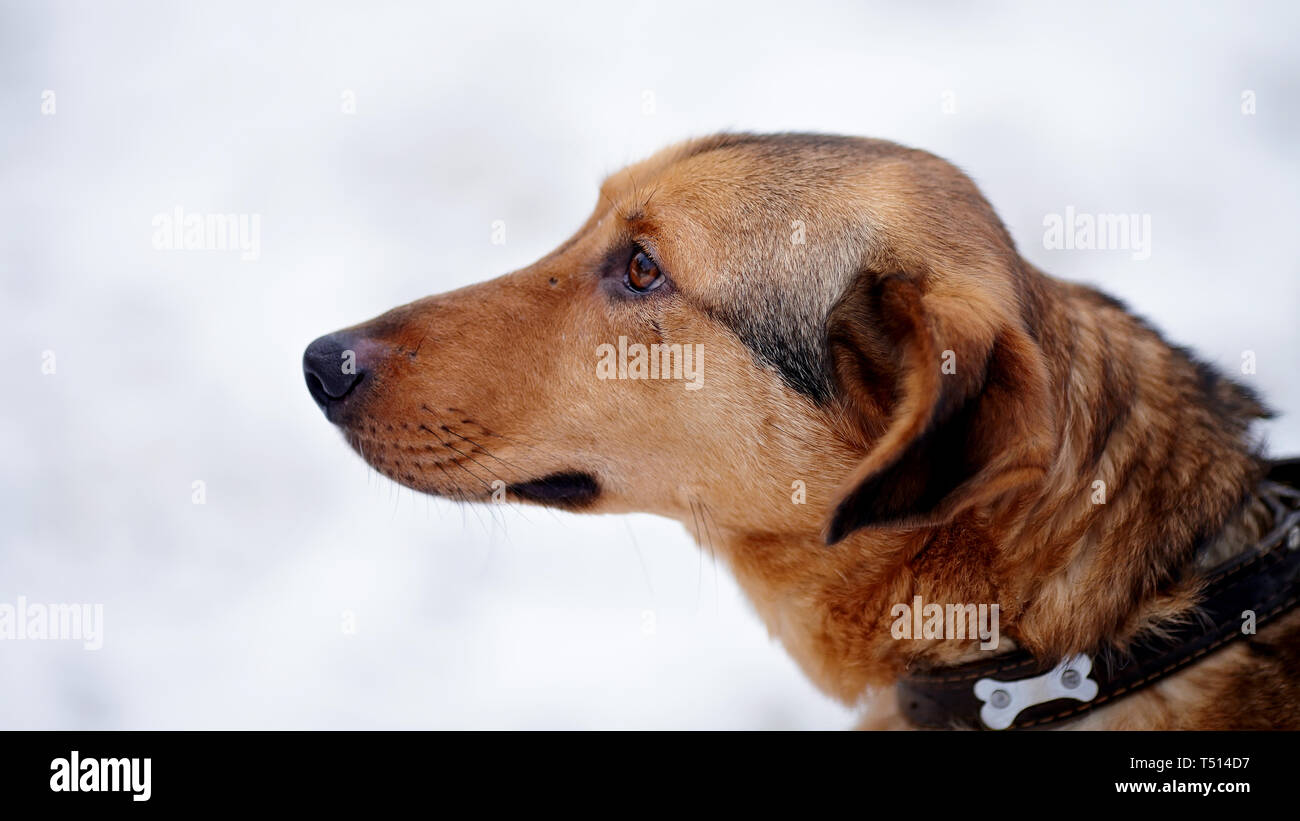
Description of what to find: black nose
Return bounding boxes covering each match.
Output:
[303,332,366,415]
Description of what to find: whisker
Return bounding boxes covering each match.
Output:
[698,498,721,614]
[690,497,704,610]
[442,428,532,476]
[420,405,569,464]
[446,457,493,490]
[418,423,504,485]
[426,457,483,500]
[624,519,655,598]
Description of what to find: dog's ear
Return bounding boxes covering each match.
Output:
[823,270,1053,544]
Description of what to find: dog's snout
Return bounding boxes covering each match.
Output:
[303,331,366,416]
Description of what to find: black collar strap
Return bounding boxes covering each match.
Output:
[898,459,1300,730]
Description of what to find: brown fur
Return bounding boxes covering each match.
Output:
[310,133,1299,729]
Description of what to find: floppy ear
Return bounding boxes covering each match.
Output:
[823,271,1053,544]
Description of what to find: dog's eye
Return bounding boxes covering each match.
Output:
[625,250,665,293]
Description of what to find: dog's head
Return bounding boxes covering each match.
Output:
[304,133,1054,544]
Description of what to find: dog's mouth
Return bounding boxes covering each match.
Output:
[339,425,602,509]
[507,471,601,509]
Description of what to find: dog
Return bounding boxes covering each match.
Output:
[304,133,1300,729]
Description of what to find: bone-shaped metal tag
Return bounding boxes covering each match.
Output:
[973,653,1098,730]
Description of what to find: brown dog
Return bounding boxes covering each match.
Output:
[304,133,1300,729]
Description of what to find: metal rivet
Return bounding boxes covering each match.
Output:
[1061,669,1081,689]
[990,689,1011,709]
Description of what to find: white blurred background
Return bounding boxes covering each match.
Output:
[1,0,1297,729]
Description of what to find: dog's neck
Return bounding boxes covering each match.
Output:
[707,271,1269,707]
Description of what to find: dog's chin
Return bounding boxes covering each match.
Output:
[507,471,602,509]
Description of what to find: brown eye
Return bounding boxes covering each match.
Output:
[625,250,664,293]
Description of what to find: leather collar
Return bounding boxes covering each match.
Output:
[898,458,1300,730]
